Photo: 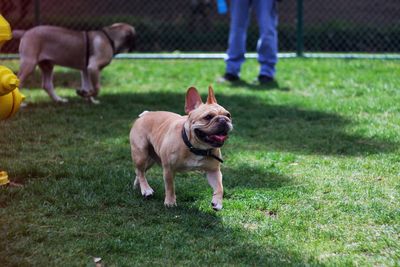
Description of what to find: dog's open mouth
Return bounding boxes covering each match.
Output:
[195,128,229,147]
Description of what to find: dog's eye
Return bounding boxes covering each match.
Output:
[204,114,214,120]
[226,113,231,119]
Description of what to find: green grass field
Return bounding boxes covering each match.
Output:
[0,58,399,266]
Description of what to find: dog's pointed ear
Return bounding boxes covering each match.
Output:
[185,87,203,114]
[207,85,217,104]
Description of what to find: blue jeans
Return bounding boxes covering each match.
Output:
[225,0,278,78]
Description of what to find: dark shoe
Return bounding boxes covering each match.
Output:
[258,75,274,84]
[217,73,240,83]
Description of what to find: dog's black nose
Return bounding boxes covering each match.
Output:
[216,117,231,134]
[217,117,228,124]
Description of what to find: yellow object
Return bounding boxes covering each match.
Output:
[0,15,12,49]
[0,16,25,120]
[0,171,10,186]
[0,87,25,120]
[0,66,24,120]
[0,66,20,96]
[0,16,23,185]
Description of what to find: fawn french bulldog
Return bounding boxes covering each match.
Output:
[129,86,232,210]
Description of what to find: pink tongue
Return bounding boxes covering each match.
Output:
[210,134,228,142]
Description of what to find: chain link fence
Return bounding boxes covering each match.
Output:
[1,0,400,55]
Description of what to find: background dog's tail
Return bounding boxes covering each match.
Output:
[12,30,26,39]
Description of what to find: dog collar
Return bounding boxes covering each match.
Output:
[181,126,223,163]
[100,29,116,55]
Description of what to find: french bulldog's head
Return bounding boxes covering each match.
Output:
[185,86,233,148]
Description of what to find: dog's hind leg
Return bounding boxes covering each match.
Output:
[133,157,155,198]
[38,61,67,103]
[130,135,155,198]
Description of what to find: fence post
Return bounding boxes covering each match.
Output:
[34,0,41,25]
[296,0,304,57]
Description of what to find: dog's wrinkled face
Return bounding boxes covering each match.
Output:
[185,86,233,148]
[190,104,232,148]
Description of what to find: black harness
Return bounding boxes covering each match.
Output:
[181,127,224,163]
[100,29,116,54]
[84,31,90,67]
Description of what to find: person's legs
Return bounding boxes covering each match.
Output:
[253,0,278,79]
[225,0,251,77]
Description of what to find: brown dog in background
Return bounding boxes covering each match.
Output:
[129,86,233,210]
[14,23,136,103]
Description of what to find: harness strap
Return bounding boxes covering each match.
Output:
[84,31,90,67]
[100,29,116,55]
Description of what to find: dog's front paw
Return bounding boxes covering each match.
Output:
[141,187,154,198]
[55,97,68,103]
[164,196,177,207]
[87,97,100,104]
[211,201,223,211]
[211,202,223,211]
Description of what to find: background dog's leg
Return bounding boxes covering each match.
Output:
[87,65,100,97]
[79,69,100,104]
[38,61,67,103]
[18,59,36,91]
[80,69,92,94]
[163,168,176,207]
[207,170,224,211]
[85,65,101,104]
